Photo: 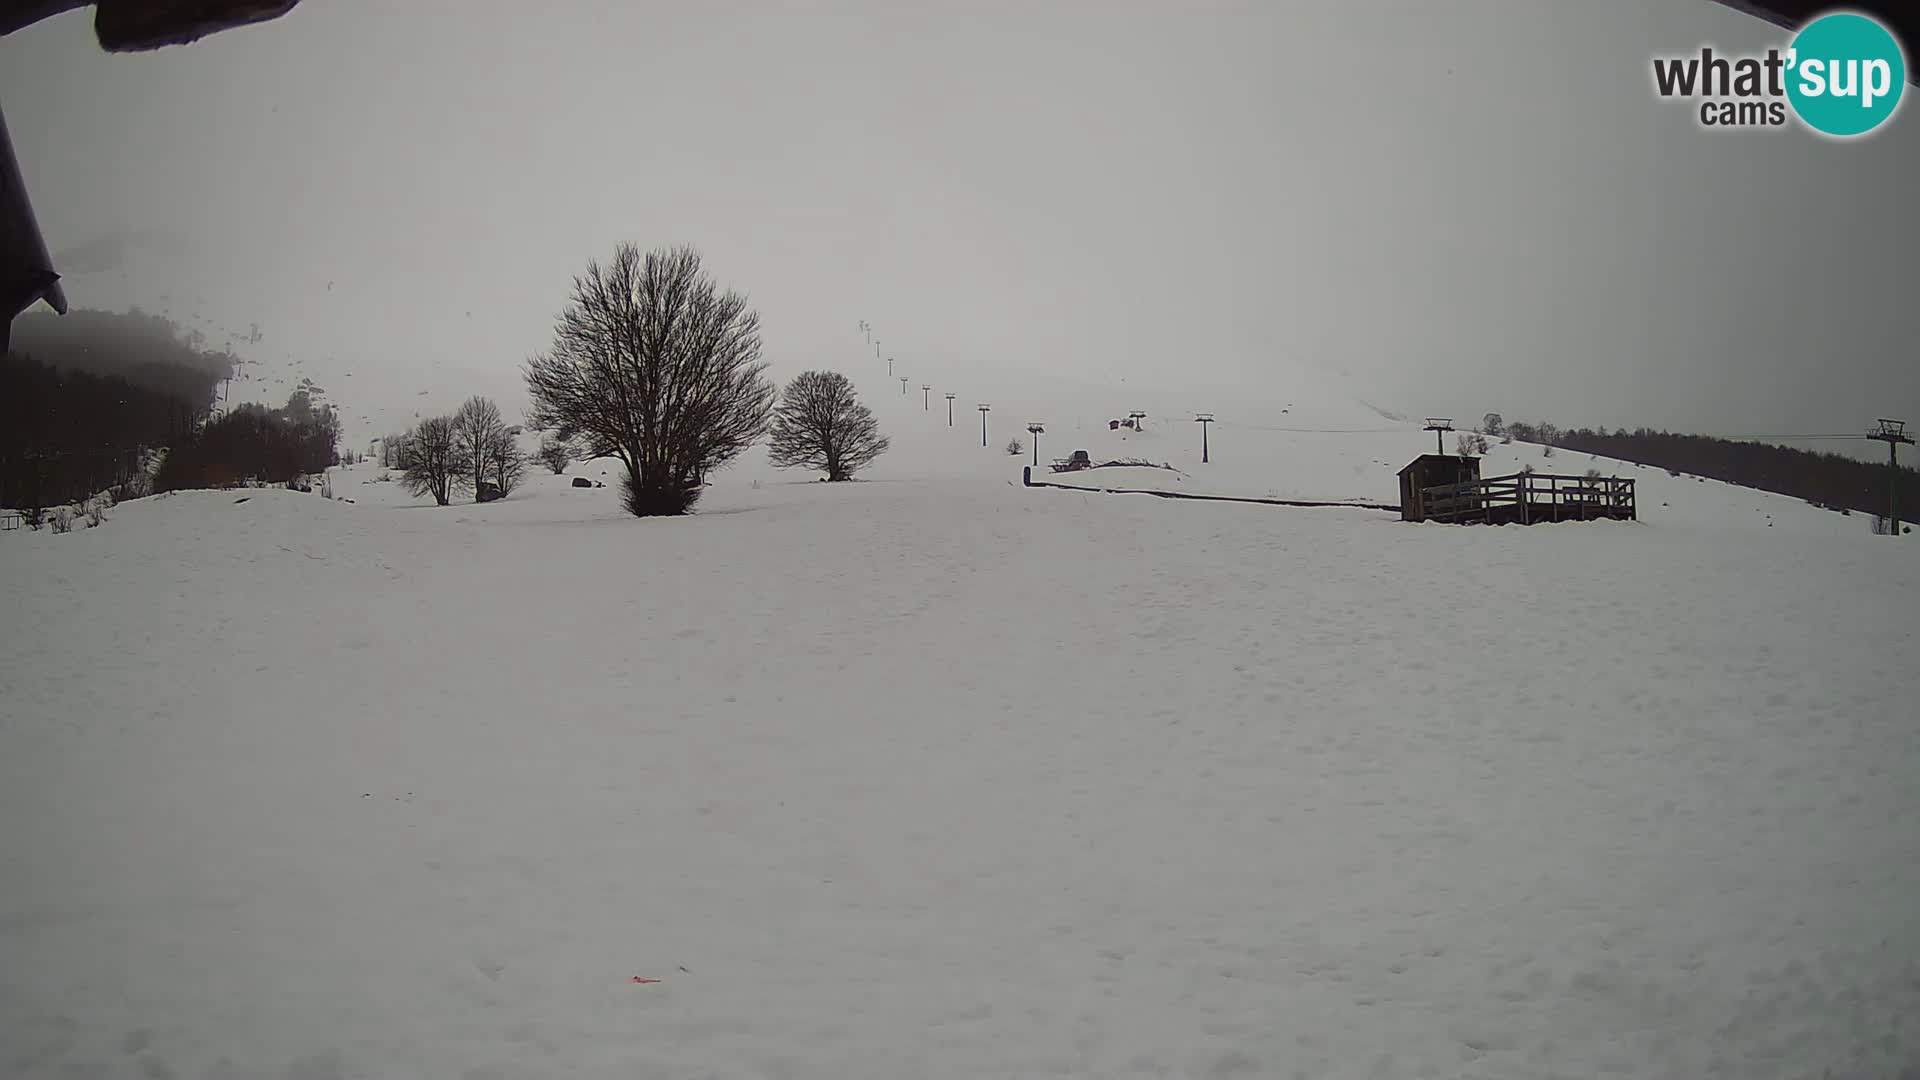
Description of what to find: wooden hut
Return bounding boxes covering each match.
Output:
[1397,454,1481,522]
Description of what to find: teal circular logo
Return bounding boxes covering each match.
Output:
[1786,12,1906,136]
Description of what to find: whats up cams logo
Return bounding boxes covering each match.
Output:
[1652,10,1907,137]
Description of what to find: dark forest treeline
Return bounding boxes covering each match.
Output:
[0,351,201,513]
[1501,419,1916,519]
[154,400,341,492]
[3,309,339,513]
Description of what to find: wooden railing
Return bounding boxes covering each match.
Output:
[1419,471,1635,524]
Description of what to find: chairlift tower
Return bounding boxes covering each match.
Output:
[1868,418,1914,538]
[922,384,931,410]
[1195,413,1215,463]
[1027,423,1045,466]
[978,403,991,448]
[1424,417,1456,455]
[945,393,956,426]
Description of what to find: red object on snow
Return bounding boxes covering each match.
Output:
[630,976,661,984]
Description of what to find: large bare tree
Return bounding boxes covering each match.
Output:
[523,245,774,516]
[451,395,506,501]
[768,370,889,481]
[400,415,461,506]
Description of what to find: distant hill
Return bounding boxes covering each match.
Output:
[1507,422,1917,525]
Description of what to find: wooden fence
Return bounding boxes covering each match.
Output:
[1417,471,1635,525]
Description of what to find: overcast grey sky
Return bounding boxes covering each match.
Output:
[2,0,1916,442]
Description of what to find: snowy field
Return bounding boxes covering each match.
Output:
[4,372,1919,1079]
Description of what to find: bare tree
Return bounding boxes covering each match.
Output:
[537,433,572,474]
[490,429,528,497]
[767,370,888,481]
[380,431,414,469]
[524,245,774,515]
[451,396,507,501]
[401,415,462,506]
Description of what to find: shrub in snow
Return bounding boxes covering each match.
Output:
[50,507,74,533]
[84,502,105,527]
[1006,438,1024,456]
[1541,445,1555,458]
[538,434,572,475]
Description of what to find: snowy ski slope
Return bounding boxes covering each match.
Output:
[2,360,1916,1079]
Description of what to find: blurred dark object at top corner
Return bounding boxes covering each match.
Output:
[1708,1,1918,85]
[0,0,299,52]
[1,103,65,355]
[3,1,300,349]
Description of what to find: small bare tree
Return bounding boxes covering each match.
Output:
[767,370,889,481]
[452,396,507,502]
[537,434,572,474]
[525,245,774,515]
[490,429,528,496]
[1006,438,1024,456]
[401,415,462,506]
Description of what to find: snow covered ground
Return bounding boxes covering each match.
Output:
[4,372,1919,1079]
